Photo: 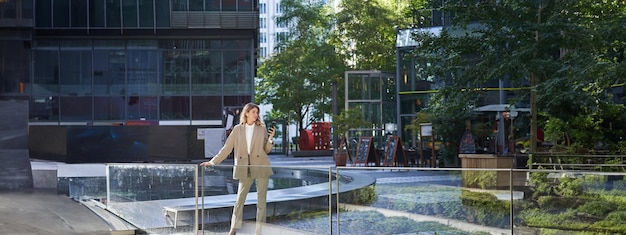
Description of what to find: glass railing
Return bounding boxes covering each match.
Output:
[103,163,626,234]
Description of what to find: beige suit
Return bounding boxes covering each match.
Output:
[208,123,274,230]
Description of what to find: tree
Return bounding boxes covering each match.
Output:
[333,0,405,71]
[256,0,346,131]
[406,0,626,155]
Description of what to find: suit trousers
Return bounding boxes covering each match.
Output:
[231,177,269,229]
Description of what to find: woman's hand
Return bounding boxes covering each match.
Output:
[200,161,215,167]
[268,125,276,140]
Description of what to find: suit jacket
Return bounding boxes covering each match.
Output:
[208,123,274,179]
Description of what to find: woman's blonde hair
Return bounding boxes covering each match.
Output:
[239,102,264,126]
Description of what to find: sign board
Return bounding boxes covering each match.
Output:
[420,123,433,137]
[383,136,408,167]
[354,136,378,166]
[203,128,226,158]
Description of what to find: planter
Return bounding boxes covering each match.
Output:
[334,151,348,166]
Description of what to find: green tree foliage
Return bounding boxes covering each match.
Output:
[256,0,345,130]
[406,0,626,155]
[333,0,403,71]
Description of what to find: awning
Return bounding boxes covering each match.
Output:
[475,104,530,112]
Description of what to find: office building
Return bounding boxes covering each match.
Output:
[0,0,258,162]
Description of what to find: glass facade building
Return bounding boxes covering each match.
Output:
[0,0,258,162]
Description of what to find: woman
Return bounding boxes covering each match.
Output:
[200,103,275,235]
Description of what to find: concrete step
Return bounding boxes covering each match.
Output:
[0,150,33,189]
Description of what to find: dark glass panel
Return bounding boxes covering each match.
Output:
[53,0,70,27]
[205,0,219,11]
[93,50,125,96]
[189,0,203,11]
[59,51,92,96]
[126,96,157,120]
[35,0,52,27]
[89,0,106,27]
[126,50,159,95]
[71,0,88,27]
[30,96,59,121]
[106,0,121,27]
[160,96,190,120]
[33,50,59,97]
[192,96,221,120]
[0,40,30,95]
[172,0,187,11]
[222,39,249,49]
[223,95,251,107]
[162,50,190,95]
[223,50,252,95]
[191,50,221,95]
[94,96,125,120]
[59,40,92,49]
[23,0,34,18]
[122,0,137,27]
[93,39,125,49]
[0,0,17,18]
[155,0,169,27]
[223,0,236,11]
[59,96,93,121]
[138,0,154,28]
[238,0,252,11]
[127,40,157,49]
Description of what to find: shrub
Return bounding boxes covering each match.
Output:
[576,200,616,217]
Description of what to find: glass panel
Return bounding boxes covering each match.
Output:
[223,50,251,95]
[94,96,125,120]
[337,168,511,234]
[0,40,30,95]
[53,0,70,27]
[0,0,17,18]
[172,0,187,11]
[93,39,125,49]
[59,96,93,121]
[192,96,221,120]
[106,164,197,233]
[155,0,169,27]
[347,73,382,100]
[89,0,106,27]
[59,51,92,96]
[238,0,252,11]
[138,0,154,28]
[126,96,158,120]
[33,50,59,97]
[513,169,626,234]
[223,0,236,11]
[223,95,251,107]
[71,0,88,27]
[35,0,52,27]
[160,96,190,120]
[126,50,159,95]
[122,0,137,27]
[30,96,59,121]
[22,0,34,18]
[205,0,219,11]
[93,50,126,96]
[189,0,203,11]
[162,50,190,95]
[106,0,121,27]
[191,50,221,95]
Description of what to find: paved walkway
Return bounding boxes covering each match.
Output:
[1,154,519,234]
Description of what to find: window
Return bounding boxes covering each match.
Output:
[259,3,266,14]
[259,17,266,28]
[275,3,283,14]
[259,47,267,58]
[259,32,266,43]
